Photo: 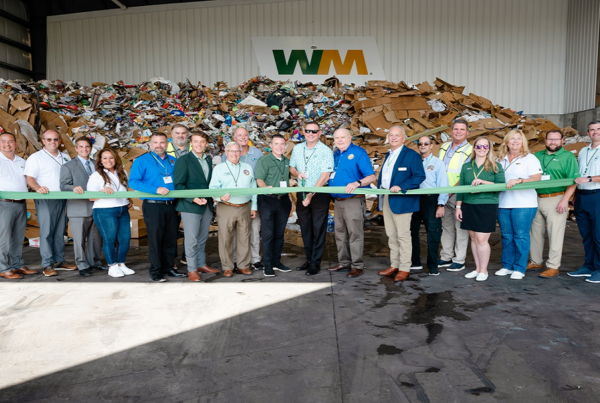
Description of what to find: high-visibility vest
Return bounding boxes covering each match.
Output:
[438,141,473,186]
[166,142,192,159]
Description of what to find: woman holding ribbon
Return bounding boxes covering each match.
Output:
[455,136,505,281]
[496,130,542,280]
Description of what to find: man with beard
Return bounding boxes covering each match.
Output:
[528,130,579,278]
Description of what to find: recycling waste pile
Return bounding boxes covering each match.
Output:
[0,76,589,244]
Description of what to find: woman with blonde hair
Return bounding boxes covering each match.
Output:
[456,136,505,281]
[87,147,134,278]
[496,129,542,280]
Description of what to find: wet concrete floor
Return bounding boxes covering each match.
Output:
[0,221,598,402]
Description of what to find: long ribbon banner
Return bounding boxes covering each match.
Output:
[0,179,576,200]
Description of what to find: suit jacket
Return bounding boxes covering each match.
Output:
[60,158,95,218]
[378,146,426,214]
[173,152,214,215]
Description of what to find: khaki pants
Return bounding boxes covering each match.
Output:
[334,197,366,269]
[383,195,413,272]
[440,194,469,264]
[217,203,251,271]
[233,211,261,264]
[530,195,568,269]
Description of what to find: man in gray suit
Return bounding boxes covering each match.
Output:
[60,137,104,277]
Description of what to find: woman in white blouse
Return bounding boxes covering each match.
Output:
[87,148,134,278]
[496,129,542,280]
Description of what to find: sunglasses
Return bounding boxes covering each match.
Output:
[475,144,489,150]
[304,130,320,134]
[417,142,431,146]
[44,138,60,142]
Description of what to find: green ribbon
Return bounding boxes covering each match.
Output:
[0,179,576,200]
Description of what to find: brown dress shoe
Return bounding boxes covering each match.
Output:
[327,263,351,272]
[188,271,201,282]
[238,268,252,275]
[54,261,77,271]
[378,267,399,277]
[14,267,36,275]
[539,268,559,278]
[223,270,233,277]
[347,268,363,278]
[43,267,58,277]
[394,271,410,282]
[526,261,543,271]
[198,265,219,274]
[0,270,23,279]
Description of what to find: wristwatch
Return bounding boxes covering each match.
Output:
[588,176,593,182]
[438,204,445,208]
[357,179,362,186]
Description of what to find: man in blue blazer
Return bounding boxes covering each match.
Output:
[377,126,426,282]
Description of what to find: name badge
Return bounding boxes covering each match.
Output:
[398,167,407,171]
[280,181,288,188]
[330,172,335,179]
[163,176,173,184]
[541,174,551,181]
[304,172,309,178]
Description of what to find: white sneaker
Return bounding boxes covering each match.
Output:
[410,266,423,271]
[118,263,135,275]
[510,271,525,280]
[495,268,514,276]
[108,265,124,278]
[465,270,478,279]
[476,272,489,281]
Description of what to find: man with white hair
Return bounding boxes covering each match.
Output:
[210,141,258,277]
[327,128,376,278]
[223,127,264,269]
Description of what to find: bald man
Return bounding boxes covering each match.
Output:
[327,129,376,278]
[223,127,264,269]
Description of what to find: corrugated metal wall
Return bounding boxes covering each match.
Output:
[565,0,600,114]
[47,0,598,115]
[0,0,30,80]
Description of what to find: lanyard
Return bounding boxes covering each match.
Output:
[503,154,521,172]
[151,153,172,175]
[273,156,286,181]
[542,153,555,175]
[472,160,485,180]
[584,148,599,175]
[423,154,433,167]
[303,145,317,171]
[226,161,242,187]
[386,147,402,167]
[43,149,64,166]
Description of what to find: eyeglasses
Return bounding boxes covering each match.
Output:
[304,130,320,134]
[417,143,431,146]
[44,138,60,142]
[475,145,489,150]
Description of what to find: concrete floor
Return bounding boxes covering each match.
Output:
[0,221,599,402]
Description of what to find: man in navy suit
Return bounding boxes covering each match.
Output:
[377,126,426,282]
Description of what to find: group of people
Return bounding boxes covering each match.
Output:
[0,119,599,284]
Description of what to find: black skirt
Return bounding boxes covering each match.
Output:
[460,203,498,233]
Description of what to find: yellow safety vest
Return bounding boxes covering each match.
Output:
[438,141,473,186]
[167,142,193,159]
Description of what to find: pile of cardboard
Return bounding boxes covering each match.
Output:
[1,76,587,238]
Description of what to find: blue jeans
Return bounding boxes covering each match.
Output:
[93,206,131,265]
[498,207,537,273]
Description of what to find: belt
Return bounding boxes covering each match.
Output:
[143,200,176,205]
[221,201,250,208]
[577,189,600,195]
[0,199,25,203]
[334,195,364,202]
[538,191,565,198]
[265,194,288,200]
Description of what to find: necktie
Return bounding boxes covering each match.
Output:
[85,160,92,176]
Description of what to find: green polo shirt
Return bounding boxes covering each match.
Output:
[534,147,579,195]
[457,161,505,204]
[254,153,290,187]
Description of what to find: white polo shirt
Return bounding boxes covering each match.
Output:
[87,170,129,209]
[498,153,542,208]
[24,149,71,191]
[0,152,27,192]
[577,144,600,190]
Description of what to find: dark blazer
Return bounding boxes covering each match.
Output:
[377,146,426,214]
[173,152,214,214]
[60,157,95,218]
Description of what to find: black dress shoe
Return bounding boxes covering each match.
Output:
[166,269,186,278]
[79,269,92,277]
[90,265,109,271]
[296,262,310,271]
[151,276,167,282]
[306,266,320,276]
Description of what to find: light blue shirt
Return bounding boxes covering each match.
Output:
[578,144,600,190]
[420,154,449,205]
[77,156,94,175]
[289,141,334,188]
[209,160,257,210]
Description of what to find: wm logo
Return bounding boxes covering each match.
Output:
[273,50,368,75]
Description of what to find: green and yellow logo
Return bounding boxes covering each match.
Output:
[273,49,368,75]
